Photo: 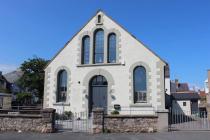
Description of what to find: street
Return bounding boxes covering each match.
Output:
[1,131,210,140]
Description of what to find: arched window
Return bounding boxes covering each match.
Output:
[94,29,104,63]
[108,33,116,63]
[57,70,67,102]
[133,66,147,103]
[82,36,90,64]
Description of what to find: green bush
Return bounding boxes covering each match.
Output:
[64,111,73,118]
[55,111,73,120]
[111,110,120,115]
[16,92,32,101]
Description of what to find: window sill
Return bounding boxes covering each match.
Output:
[130,103,152,107]
[53,102,70,106]
[96,23,103,26]
[77,63,123,67]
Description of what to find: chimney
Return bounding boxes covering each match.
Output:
[208,70,210,94]
[175,79,179,90]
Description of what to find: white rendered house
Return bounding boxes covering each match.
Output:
[43,11,170,115]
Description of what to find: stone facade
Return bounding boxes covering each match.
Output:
[0,108,55,133]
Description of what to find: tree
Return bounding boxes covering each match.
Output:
[17,57,49,101]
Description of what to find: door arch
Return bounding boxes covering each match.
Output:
[89,75,108,113]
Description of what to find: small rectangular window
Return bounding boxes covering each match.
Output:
[183,102,186,106]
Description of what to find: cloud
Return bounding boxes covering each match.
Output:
[0,64,18,74]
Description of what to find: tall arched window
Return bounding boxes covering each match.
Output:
[82,36,90,64]
[108,33,116,63]
[94,29,104,63]
[133,66,147,103]
[57,70,67,102]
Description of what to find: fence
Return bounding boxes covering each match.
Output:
[55,110,92,133]
[169,110,210,131]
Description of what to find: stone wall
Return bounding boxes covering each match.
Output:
[0,108,55,133]
[92,108,159,134]
[104,115,158,133]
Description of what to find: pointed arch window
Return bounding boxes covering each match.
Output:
[108,33,116,63]
[133,66,147,103]
[57,70,67,102]
[82,36,90,64]
[94,29,104,63]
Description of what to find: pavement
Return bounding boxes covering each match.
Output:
[1,131,210,140]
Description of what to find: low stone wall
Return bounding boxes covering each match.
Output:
[104,115,158,133]
[0,108,55,133]
[92,108,161,134]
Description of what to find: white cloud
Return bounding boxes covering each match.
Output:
[0,64,18,74]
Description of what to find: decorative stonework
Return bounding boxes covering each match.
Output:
[82,69,115,112]
[77,20,122,65]
[44,67,51,108]
[156,61,165,110]
[94,13,105,25]
[77,31,92,65]
[128,61,152,105]
[53,66,71,105]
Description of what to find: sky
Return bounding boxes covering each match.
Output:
[0,0,210,89]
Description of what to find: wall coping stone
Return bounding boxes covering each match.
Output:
[156,110,169,113]
[105,115,158,118]
[92,108,104,112]
[0,114,42,118]
[129,103,152,107]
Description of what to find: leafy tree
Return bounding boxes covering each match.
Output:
[16,92,32,105]
[17,57,49,101]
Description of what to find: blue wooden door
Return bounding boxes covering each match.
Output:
[89,75,108,113]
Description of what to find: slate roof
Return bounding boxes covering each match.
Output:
[170,81,190,93]
[3,69,23,83]
[171,93,200,101]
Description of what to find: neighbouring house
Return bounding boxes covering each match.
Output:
[4,69,39,105]
[0,71,12,109]
[0,93,12,109]
[198,90,207,115]
[170,80,200,115]
[205,70,210,119]
[0,71,10,93]
[3,69,23,94]
[43,10,170,118]
[204,70,210,94]
[204,79,209,94]
[171,92,200,116]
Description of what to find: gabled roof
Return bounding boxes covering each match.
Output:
[45,10,168,70]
